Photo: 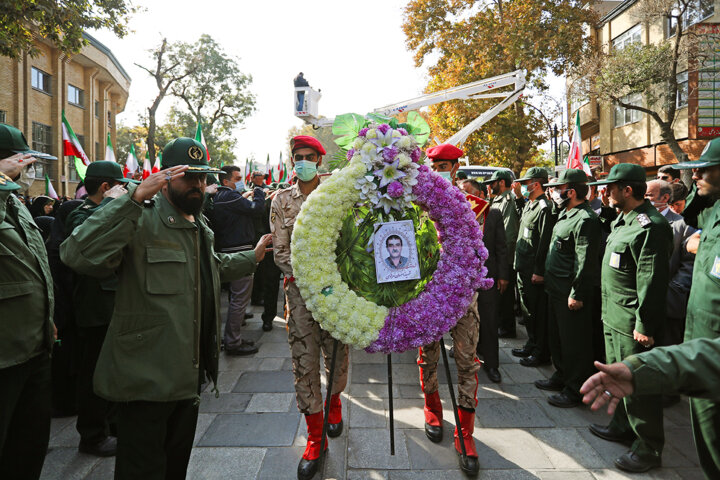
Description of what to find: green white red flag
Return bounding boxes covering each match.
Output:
[105,132,116,162]
[45,174,58,200]
[62,111,91,167]
[123,143,138,179]
[142,151,151,180]
[566,110,592,175]
[195,122,211,164]
[152,152,162,174]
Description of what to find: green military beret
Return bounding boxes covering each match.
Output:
[545,168,589,187]
[517,167,549,183]
[0,123,57,160]
[589,163,646,185]
[161,138,222,174]
[674,137,720,170]
[482,169,513,185]
[0,171,21,191]
[86,160,133,184]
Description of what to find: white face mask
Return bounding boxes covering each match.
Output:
[15,165,35,191]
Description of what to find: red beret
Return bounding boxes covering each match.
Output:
[426,144,464,161]
[291,135,327,155]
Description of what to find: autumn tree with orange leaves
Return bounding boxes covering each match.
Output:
[403,0,597,174]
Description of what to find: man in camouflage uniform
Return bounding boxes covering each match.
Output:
[271,136,348,480]
[419,144,483,476]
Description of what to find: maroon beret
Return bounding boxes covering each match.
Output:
[426,144,464,161]
[291,135,327,155]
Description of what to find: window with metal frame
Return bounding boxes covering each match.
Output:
[614,93,643,128]
[677,71,689,108]
[667,0,714,37]
[613,24,642,51]
[68,84,84,107]
[0,111,6,123]
[31,67,51,94]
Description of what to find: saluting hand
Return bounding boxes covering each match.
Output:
[254,233,273,263]
[0,153,37,179]
[131,166,189,203]
[580,360,634,415]
[104,184,128,199]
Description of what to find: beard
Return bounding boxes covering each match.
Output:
[168,184,204,216]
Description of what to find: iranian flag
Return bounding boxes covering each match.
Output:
[62,111,91,181]
[45,174,58,200]
[152,152,162,174]
[142,152,152,180]
[566,111,592,175]
[123,143,139,179]
[105,133,116,162]
[245,159,253,184]
[277,153,286,183]
[195,121,211,164]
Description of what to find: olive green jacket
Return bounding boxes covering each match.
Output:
[685,199,720,342]
[601,201,672,339]
[0,191,54,368]
[60,187,257,402]
[514,194,556,276]
[544,201,600,302]
[65,197,117,328]
[624,336,720,399]
[490,190,519,264]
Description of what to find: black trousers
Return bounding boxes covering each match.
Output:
[51,328,78,416]
[498,268,517,334]
[251,252,281,323]
[517,272,550,361]
[0,353,52,480]
[115,399,199,480]
[477,286,499,369]
[76,325,114,443]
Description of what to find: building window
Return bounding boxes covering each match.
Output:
[32,122,53,179]
[614,93,643,128]
[68,84,84,107]
[677,71,689,108]
[68,160,81,182]
[31,67,51,94]
[612,24,642,50]
[95,100,100,118]
[0,111,5,123]
[667,0,714,37]
[95,142,100,160]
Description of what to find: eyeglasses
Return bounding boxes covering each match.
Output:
[294,153,317,161]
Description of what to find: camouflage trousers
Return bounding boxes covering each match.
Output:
[285,281,349,415]
[417,293,481,410]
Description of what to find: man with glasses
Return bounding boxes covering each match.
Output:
[271,136,348,480]
[61,138,272,479]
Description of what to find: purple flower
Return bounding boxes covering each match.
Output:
[347,148,356,161]
[382,146,398,163]
[358,128,369,137]
[377,124,391,134]
[386,181,404,198]
[410,148,421,163]
[398,127,409,135]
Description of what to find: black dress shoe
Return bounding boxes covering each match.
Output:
[297,457,321,480]
[497,328,516,338]
[520,355,551,367]
[511,347,531,358]
[327,419,343,438]
[614,451,661,473]
[448,346,455,358]
[425,422,443,443]
[225,343,259,356]
[79,436,117,457]
[241,339,255,346]
[244,312,254,319]
[262,320,273,332]
[588,424,635,445]
[485,367,501,383]
[534,378,563,391]
[547,392,581,408]
[457,452,480,476]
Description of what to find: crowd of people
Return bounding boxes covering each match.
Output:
[1,118,720,480]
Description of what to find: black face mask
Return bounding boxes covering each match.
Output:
[556,189,573,208]
[168,184,204,216]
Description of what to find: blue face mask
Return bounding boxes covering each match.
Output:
[438,171,453,181]
[234,181,245,192]
[521,185,529,197]
[294,160,318,182]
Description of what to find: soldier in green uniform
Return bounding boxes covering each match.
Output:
[586,164,672,473]
[672,138,720,478]
[534,169,600,408]
[581,336,720,478]
[61,138,272,479]
[484,170,520,338]
[64,161,136,457]
[0,124,57,479]
[511,167,556,367]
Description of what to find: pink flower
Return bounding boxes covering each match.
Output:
[386,181,404,198]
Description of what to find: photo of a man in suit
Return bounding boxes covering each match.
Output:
[384,234,409,269]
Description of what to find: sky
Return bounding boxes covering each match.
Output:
[90,0,565,168]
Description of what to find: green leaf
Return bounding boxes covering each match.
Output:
[332,113,367,138]
[406,111,430,146]
[365,113,393,125]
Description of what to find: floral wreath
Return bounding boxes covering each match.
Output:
[291,114,492,354]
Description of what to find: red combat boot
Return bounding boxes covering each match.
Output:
[454,407,479,476]
[297,412,326,480]
[326,393,343,438]
[423,390,443,443]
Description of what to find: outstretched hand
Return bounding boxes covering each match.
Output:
[580,361,634,415]
[131,166,188,203]
[0,153,37,179]
[254,234,273,263]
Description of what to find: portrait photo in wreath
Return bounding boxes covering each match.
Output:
[373,220,421,284]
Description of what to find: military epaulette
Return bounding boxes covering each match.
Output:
[82,204,92,210]
[636,213,651,227]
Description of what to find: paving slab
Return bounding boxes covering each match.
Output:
[199,392,252,413]
[347,428,410,469]
[256,341,292,358]
[245,393,295,412]
[194,413,217,446]
[233,370,296,393]
[257,446,305,480]
[347,470,389,480]
[474,427,554,470]
[198,413,300,447]
[259,357,286,370]
[349,396,388,428]
[590,468,683,479]
[475,399,555,428]
[187,447,265,480]
[532,427,607,469]
[82,458,115,480]
[404,428,459,470]
[40,448,100,480]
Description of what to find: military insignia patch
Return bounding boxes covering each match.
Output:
[271,211,276,223]
[609,252,621,268]
[636,214,651,227]
[168,216,176,224]
[523,227,531,239]
[711,256,720,279]
[188,146,204,160]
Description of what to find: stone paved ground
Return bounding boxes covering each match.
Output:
[42,294,703,480]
